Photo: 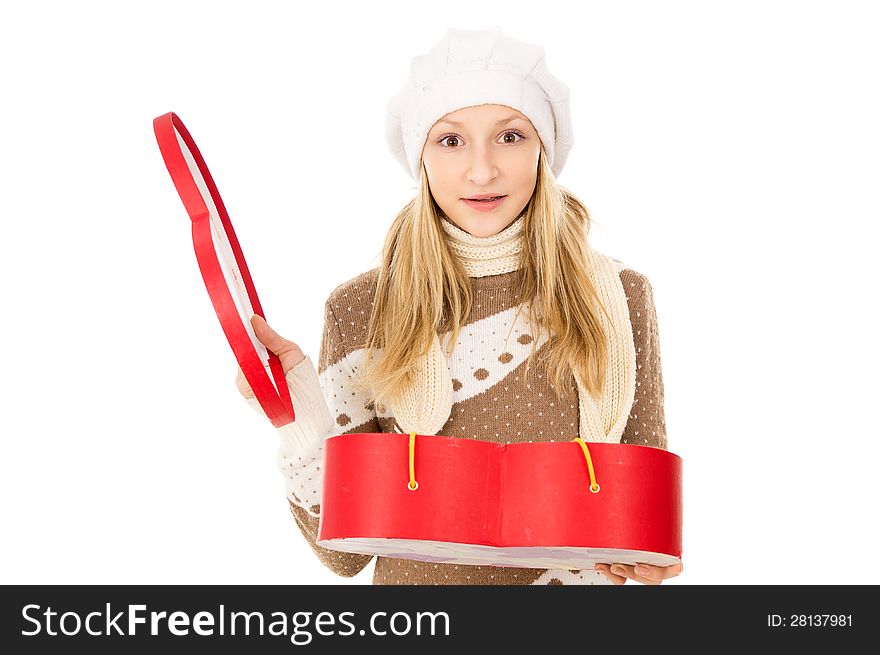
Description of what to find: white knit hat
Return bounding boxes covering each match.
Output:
[386,27,575,182]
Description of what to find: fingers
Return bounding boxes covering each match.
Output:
[596,562,684,585]
[594,564,626,585]
[250,315,286,354]
[615,564,662,585]
[636,562,683,582]
[249,315,306,375]
[665,562,684,578]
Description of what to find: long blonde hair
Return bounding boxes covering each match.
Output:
[354,147,611,408]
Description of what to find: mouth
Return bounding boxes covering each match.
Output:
[463,195,507,202]
[462,195,507,211]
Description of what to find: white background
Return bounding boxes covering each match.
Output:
[2,0,878,585]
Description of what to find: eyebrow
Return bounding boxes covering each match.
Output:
[434,116,526,129]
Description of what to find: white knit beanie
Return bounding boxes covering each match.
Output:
[385,26,575,181]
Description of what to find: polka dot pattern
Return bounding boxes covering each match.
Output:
[618,276,667,450]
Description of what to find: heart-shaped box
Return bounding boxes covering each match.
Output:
[318,433,682,569]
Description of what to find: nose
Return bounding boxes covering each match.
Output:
[466,145,499,183]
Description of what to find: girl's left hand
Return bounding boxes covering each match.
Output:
[594,562,683,585]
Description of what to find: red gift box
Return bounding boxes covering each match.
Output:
[317,432,683,570]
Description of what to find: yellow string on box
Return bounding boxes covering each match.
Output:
[408,432,419,490]
[572,437,601,493]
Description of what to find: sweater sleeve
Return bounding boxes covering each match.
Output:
[244,296,379,578]
[620,276,668,450]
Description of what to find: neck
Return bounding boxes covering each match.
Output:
[440,214,525,277]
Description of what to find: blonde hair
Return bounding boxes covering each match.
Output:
[353,147,611,408]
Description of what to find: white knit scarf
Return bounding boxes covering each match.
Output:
[388,214,636,443]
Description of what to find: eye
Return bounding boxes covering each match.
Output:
[436,130,526,148]
[500,130,526,144]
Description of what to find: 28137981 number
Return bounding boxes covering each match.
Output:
[767,614,852,627]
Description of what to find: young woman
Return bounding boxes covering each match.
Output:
[238,27,682,586]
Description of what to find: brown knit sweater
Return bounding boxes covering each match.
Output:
[276,262,667,585]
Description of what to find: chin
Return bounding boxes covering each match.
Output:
[451,216,516,238]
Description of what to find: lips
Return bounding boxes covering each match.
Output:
[462,195,507,211]
[466,195,506,202]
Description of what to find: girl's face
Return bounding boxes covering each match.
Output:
[421,104,541,238]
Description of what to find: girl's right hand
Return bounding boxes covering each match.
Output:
[235,315,306,399]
